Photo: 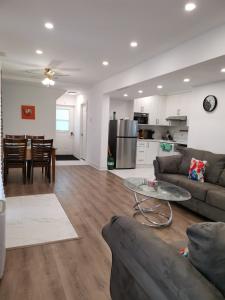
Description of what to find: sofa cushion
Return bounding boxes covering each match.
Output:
[158,173,212,201]
[156,155,182,174]
[176,175,216,202]
[179,148,205,175]
[187,222,225,297]
[206,188,225,211]
[202,152,225,184]
[218,170,225,187]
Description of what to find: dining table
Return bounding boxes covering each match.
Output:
[26,147,56,182]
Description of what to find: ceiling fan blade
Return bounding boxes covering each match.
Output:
[48,60,64,69]
[3,58,45,69]
[23,69,43,74]
[60,67,81,72]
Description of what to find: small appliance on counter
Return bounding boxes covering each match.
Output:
[108,120,138,169]
[134,112,149,124]
[138,129,144,139]
[162,130,173,141]
[145,129,155,139]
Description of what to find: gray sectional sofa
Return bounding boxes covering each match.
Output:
[154,148,225,221]
[102,216,225,300]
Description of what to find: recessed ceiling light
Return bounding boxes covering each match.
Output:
[183,78,190,82]
[102,61,109,66]
[221,68,225,73]
[68,91,77,95]
[130,41,138,48]
[157,85,163,89]
[185,2,197,12]
[124,93,128,97]
[45,22,54,30]
[36,49,43,55]
[138,90,143,94]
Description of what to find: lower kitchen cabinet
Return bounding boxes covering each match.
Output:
[145,141,159,164]
[136,141,146,164]
[136,140,159,165]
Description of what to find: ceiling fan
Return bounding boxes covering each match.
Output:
[41,68,56,86]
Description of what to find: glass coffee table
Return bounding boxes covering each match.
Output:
[124,178,191,228]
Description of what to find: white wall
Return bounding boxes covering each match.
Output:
[87,24,225,170]
[2,80,64,139]
[165,81,225,153]
[109,98,134,120]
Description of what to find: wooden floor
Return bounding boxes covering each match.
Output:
[0,166,204,300]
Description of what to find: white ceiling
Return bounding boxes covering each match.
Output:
[1,0,225,87]
[109,56,225,99]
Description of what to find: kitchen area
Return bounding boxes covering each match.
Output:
[108,95,188,176]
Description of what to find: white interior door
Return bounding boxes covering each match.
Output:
[55,105,74,155]
[80,104,87,160]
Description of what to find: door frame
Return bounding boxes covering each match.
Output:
[55,104,75,155]
[80,103,87,160]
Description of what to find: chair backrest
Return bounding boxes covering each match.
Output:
[5,135,26,139]
[3,139,27,162]
[26,135,44,140]
[31,139,53,162]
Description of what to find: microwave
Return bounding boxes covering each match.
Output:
[133,112,149,124]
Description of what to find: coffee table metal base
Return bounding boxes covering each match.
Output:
[133,192,173,228]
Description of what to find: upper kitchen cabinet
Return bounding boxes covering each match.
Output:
[133,95,167,125]
[165,93,190,126]
[133,97,150,114]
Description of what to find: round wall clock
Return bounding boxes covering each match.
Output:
[203,95,218,112]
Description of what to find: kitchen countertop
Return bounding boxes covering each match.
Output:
[137,139,187,145]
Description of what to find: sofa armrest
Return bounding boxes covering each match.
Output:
[102,216,224,300]
[153,159,160,179]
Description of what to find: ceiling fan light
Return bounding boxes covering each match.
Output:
[42,78,55,86]
[42,78,49,85]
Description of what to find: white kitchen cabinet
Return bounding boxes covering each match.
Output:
[134,96,167,125]
[133,97,150,114]
[136,141,146,164]
[146,141,160,163]
[136,140,159,165]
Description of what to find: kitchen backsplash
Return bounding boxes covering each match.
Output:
[138,124,188,144]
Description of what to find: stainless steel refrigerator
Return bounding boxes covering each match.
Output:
[108,120,138,169]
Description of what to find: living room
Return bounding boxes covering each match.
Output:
[0,1,225,300]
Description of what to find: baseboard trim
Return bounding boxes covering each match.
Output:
[87,161,107,171]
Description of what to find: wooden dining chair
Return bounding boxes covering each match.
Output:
[26,135,44,140]
[3,138,27,185]
[30,139,53,183]
[26,136,45,174]
[5,135,26,139]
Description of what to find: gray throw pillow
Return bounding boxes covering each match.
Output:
[156,155,182,174]
[187,222,225,297]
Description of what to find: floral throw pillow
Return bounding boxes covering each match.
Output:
[188,158,207,182]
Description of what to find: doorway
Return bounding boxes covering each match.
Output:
[55,105,75,155]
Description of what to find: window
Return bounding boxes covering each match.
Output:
[56,108,70,131]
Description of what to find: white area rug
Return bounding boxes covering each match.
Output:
[6,193,79,249]
[109,166,155,180]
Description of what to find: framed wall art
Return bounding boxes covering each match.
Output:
[21,105,35,120]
